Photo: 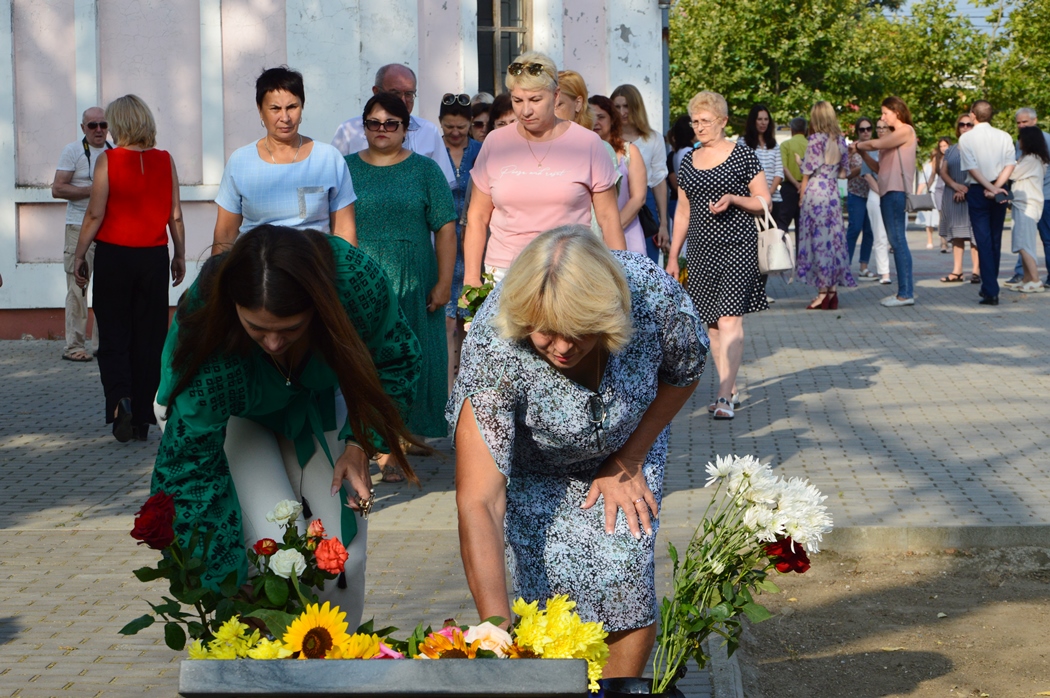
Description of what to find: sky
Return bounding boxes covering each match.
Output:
[895,0,1002,32]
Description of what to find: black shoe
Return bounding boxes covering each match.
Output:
[113,398,134,443]
[978,296,999,305]
[133,424,149,441]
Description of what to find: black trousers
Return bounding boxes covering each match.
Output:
[92,241,169,427]
[777,181,801,235]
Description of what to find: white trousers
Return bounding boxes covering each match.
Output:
[867,190,891,276]
[155,396,368,629]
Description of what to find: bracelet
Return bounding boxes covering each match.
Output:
[344,439,366,455]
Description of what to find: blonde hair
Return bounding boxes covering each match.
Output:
[687,91,729,121]
[556,70,594,129]
[809,101,842,165]
[492,226,634,353]
[505,51,558,93]
[105,94,157,148]
[611,84,654,136]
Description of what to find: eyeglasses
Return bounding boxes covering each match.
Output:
[958,121,974,129]
[472,120,487,129]
[691,117,722,130]
[384,89,416,100]
[443,93,471,106]
[508,62,546,77]
[363,119,403,132]
[587,394,607,452]
[85,121,108,130]
[857,126,873,133]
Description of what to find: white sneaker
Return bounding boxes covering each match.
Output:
[1019,281,1046,293]
[880,295,915,307]
[879,276,892,284]
[1003,276,1025,289]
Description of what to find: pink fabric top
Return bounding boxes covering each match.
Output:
[877,135,916,194]
[471,121,618,269]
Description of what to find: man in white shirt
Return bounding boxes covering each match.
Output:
[332,64,455,185]
[958,99,1016,304]
[52,107,112,361]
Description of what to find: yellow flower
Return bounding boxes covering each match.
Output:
[206,642,238,660]
[207,616,260,658]
[214,616,250,643]
[187,639,211,660]
[510,596,609,692]
[325,633,381,659]
[417,628,482,659]
[283,602,352,659]
[247,638,293,660]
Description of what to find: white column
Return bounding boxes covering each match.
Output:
[358,0,418,109]
[460,0,480,97]
[73,0,100,116]
[605,0,664,131]
[286,0,365,142]
[0,0,18,307]
[531,0,565,68]
[199,0,225,185]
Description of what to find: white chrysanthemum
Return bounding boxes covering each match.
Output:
[727,456,773,498]
[704,455,737,488]
[742,505,784,543]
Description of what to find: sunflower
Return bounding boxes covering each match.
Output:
[283,602,352,659]
[505,642,539,659]
[417,628,481,659]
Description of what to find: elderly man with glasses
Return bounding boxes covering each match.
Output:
[51,107,113,363]
[332,63,455,185]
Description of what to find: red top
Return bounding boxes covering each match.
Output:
[96,148,173,247]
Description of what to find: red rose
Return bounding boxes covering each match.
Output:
[130,492,176,550]
[764,537,811,574]
[314,537,349,575]
[253,538,279,556]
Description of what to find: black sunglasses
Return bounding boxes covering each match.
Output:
[587,394,607,452]
[472,119,487,128]
[443,93,471,106]
[363,119,403,132]
[508,62,545,77]
[857,126,873,132]
[958,121,974,128]
[85,121,108,130]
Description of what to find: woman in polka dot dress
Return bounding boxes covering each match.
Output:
[666,92,771,421]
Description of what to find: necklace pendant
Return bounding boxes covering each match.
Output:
[285,379,292,387]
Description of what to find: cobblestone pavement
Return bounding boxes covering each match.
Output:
[1,229,1046,696]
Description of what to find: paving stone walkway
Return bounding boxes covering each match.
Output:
[1,228,1046,697]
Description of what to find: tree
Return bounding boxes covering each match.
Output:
[982,0,1050,129]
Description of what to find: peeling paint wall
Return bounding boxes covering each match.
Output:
[1,0,665,311]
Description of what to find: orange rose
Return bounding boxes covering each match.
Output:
[314,537,348,575]
[307,519,326,539]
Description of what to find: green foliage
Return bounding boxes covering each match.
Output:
[457,273,496,323]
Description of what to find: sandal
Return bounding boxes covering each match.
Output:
[379,464,405,483]
[711,397,735,420]
[62,349,93,362]
[708,392,740,412]
[940,273,965,283]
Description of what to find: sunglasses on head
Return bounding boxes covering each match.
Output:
[363,119,403,132]
[443,93,471,106]
[508,62,545,77]
[85,121,108,130]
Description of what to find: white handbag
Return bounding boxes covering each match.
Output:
[755,197,795,274]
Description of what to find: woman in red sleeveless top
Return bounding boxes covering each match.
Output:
[73,95,186,443]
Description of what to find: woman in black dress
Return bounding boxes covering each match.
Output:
[666,91,771,420]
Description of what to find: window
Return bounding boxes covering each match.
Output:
[477,1,530,95]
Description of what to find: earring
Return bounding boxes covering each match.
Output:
[260,119,265,128]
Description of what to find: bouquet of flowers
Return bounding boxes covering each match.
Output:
[650,455,833,693]
[456,272,496,322]
[120,494,347,651]
[186,594,610,693]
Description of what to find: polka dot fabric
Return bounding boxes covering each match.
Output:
[678,143,769,324]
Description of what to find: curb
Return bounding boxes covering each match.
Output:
[705,636,744,698]
[822,525,1050,553]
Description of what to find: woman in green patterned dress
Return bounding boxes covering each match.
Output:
[151,225,422,629]
[346,92,456,482]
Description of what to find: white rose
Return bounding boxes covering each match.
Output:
[464,622,513,658]
[265,500,303,526]
[268,549,307,579]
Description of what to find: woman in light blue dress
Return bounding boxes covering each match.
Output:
[450,226,708,679]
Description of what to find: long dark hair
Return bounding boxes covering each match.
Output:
[168,226,421,483]
[588,95,625,155]
[1019,126,1050,164]
[881,96,913,126]
[744,104,777,150]
[671,114,695,151]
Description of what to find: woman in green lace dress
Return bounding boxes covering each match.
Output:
[151,225,422,630]
[346,92,456,481]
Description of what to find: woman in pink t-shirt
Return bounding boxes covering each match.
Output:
[462,51,626,287]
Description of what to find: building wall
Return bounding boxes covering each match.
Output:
[0,0,664,330]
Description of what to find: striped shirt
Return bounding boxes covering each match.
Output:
[751,145,783,202]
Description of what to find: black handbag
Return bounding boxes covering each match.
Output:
[637,202,660,238]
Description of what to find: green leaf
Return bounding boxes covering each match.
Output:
[710,602,733,621]
[356,618,375,634]
[164,622,187,651]
[755,579,781,594]
[150,601,181,617]
[132,566,166,582]
[264,577,289,607]
[246,609,298,641]
[187,621,207,640]
[174,587,211,605]
[118,614,155,635]
[480,616,507,627]
[742,602,773,624]
[219,570,241,598]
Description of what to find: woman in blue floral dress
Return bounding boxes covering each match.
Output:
[798,101,856,309]
[449,227,708,679]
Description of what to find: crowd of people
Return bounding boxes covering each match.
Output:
[49,52,1048,681]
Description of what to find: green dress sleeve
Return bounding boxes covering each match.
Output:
[151,309,254,590]
[421,155,457,233]
[327,236,422,449]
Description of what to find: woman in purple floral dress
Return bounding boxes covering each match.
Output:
[798,101,856,309]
